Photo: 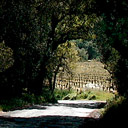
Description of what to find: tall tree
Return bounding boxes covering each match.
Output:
[0,0,96,97]
[92,0,128,95]
[46,41,79,93]
[1,0,127,97]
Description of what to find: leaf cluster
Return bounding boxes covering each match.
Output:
[0,41,14,72]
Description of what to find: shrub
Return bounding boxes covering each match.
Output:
[98,96,128,128]
[54,89,72,100]
[88,94,96,100]
[0,88,57,111]
[70,93,77,100]
[76,92,88,99]
[62,94,71,100]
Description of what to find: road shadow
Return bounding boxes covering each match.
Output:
[0,115,98,128]
[0,100,106,127]
[57,102,106,109]
[1,107,126,128]
[33,100,106,109]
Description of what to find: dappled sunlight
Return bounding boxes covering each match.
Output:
[0,0,127,127]
[0,100,106,127]
[1,100,105,118]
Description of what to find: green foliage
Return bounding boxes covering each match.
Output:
[88,94,96,100]
[0,0,127,103]
[77,48,89,61]
[54,89,72,100]
[41,87,57,103]
[55,89,114,101]
[93,0,128,95]
[0,87,57,111]
[105,95,126,112]
[0,0,96,98]
[46,41,80,92]
[47,41,79,74]
[0,41,14,72]
[56,41,80,71]
[74,39,101,61]
[97,96,128,128]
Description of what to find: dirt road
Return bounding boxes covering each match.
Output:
[0,100,106,128]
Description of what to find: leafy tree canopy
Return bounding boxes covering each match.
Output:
[73,39,101,61]
[0,0,127,97]
[92,0,128,95]
[46,41,79,92]
[0,41,14,72]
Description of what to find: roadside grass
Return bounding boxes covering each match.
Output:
[0,87,57,112]
[54,89,73,100]
[54,89,115,101]
[87,90,115,101]
[0,88,115,112]
[94,96,128,128]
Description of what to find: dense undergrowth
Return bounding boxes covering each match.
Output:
[54,89,115,101]
[54,89,128,128]
[0,88,114,111]
[0,87,57,111]
[0,88,127,128]
[83,95,128,128]
[98,96,128,128]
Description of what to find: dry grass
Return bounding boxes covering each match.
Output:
[72,60,110,76]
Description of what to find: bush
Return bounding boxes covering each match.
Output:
[0,87,57,111]
[88,94,96,100]
[76,92,88,99]
[54,89,72,100]
[62,93,77,100]
[70,93,77,100]
[55,89,115,101]
[62,94,71,100]
[97,96,128,128]
[0,98,28,111]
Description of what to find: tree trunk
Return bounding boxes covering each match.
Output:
[52,64,60,93]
